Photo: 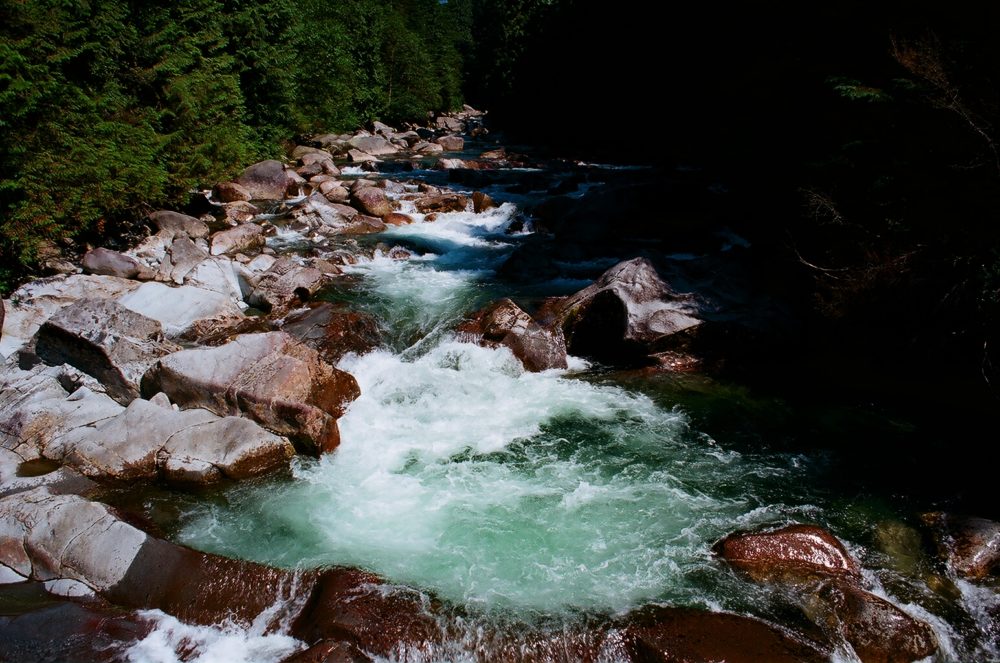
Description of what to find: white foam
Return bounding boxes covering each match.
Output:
[125,610,304,663]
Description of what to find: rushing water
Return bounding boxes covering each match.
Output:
[129,168,1000,663]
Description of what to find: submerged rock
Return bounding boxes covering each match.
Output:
[142,331,360,454]
[922,512,1000,580]
[35,298,179,406]
[458,298,567,372]
[547,257,702,365]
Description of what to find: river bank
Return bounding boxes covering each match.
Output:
[1,111,999,662]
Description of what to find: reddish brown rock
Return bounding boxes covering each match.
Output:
[142,331,360,455]
[351,186,394,218]
[281,303,381,364]
[714,524,861,584]
[621,607,828,663]
[472,191,496,213]
[214,181,252,203]
[922,512,1000,580]
[291,568,441,658]
[458,299,567,372]
[415,193,468,214]
[383,212,414,226]
[806,579,938,663]
[282,640,372,663]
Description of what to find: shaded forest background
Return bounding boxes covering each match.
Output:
[2,0,1000,388]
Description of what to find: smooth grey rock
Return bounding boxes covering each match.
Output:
[117,282,244,338]
[148,211,210,239]
[210,223,265,256]
[81,248,141,279]
[435,135,464,151]
[235,160,287,200]
[35,298,178,406]
[347,135,398,156]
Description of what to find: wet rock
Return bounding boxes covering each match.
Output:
[348,135,398,156]
[1,275,140,360]
[283,639,372,663]
[118,282,244,338]
[922,512,1000,580]
[351,186,394,218]
[142,331,360,454]
[148,210,210,239]
[435,135,464,151]
[621,607,828,663]
[235,159,288,200]
[213,181,252,203]
[247,258,328,312]
[481,147,507,160]
[713,524,861,584]
[296,194,386,235]
[549,258,702,364]
[281,303,381,364]
[805,579,938,663]
[35,298,179,406]
[383,212,413,226]
[458,299,567,372]
[347,149,380,163]
[221,200,261,226]
[291,568,441,657]
[82,248,141,279]
[210,223,265,256]
[472,191,496,213]
[286,169,308,197]
[414,193,468,214]
[437,158,466,170]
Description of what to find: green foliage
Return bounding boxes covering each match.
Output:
[0,0,470,292]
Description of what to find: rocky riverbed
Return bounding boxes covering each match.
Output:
[2,108,999,662]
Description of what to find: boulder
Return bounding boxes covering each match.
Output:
[285,168,307,197]
[481,147,507,160]
[434,116,464,132]
[347,135,398,156]
[372,120,395,136]
[472,191,496,213]
[383,212,414,226]
[158,235,208,284]
[1,275,140,360]
[548,258,702,364]
[292,145,333,161]
[713,524,861,585]
[295,194,386,235]
[210,223,265,256]
[48,397,294,483]
[922,512,1000,580]
[235,160,288,200]
[437,158,466,170]
[148,211,210,239]
[351,186,394,218]
[247,257,328,312]
[414,193,469,214]
[117,282,244,338]
[182,257,249,305]
[458,299,567,372]
[213,182,252,203]
[142,331,360,454]
[413,141,444,154]
[281,303,381,364]
[621,607,828,663]
[435,135,464,151]
[805,579,937,663]
[221,200,260,225]
[348,149,381,163]
[296,161,326,179]
[319,181,350,203]
[82,248,141,279]
[34,298,179,406]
